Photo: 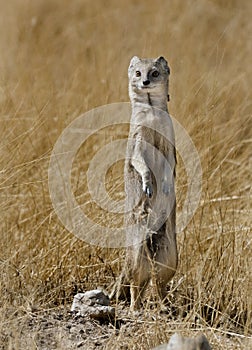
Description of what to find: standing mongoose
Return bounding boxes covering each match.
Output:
[111,56,177,310]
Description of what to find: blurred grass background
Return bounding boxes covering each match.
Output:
[0,0,251,348]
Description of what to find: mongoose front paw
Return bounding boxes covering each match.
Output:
[143,184,153,198]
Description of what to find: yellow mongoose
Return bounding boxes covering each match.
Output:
[112,56,177,310]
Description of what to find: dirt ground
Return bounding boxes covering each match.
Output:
[1,303,250,350]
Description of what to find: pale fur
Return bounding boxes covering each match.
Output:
[110,56,177,310]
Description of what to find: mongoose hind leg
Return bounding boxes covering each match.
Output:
[128,241,152,310]
[130,277,150,311]
[155,256,177,304]
[154,221,178,305]
[110,270,131,303]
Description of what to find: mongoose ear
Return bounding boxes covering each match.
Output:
[156,56,170,74]
[129,56,140,69]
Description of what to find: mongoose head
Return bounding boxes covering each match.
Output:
[128,56,170,101]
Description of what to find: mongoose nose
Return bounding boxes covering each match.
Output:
[143,80,150,86]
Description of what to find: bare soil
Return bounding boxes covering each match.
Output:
[1,304,250,350]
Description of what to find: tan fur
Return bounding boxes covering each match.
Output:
[111,56,177,310]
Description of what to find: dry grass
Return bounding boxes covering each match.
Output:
[0,0,251,349]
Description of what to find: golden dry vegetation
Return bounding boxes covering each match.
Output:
[0,0,251,349]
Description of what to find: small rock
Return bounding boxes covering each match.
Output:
[71,290,115,320]
[153,333,211,350]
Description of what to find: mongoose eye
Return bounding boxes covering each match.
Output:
[135,71,141,77]
[152,70,159,77]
